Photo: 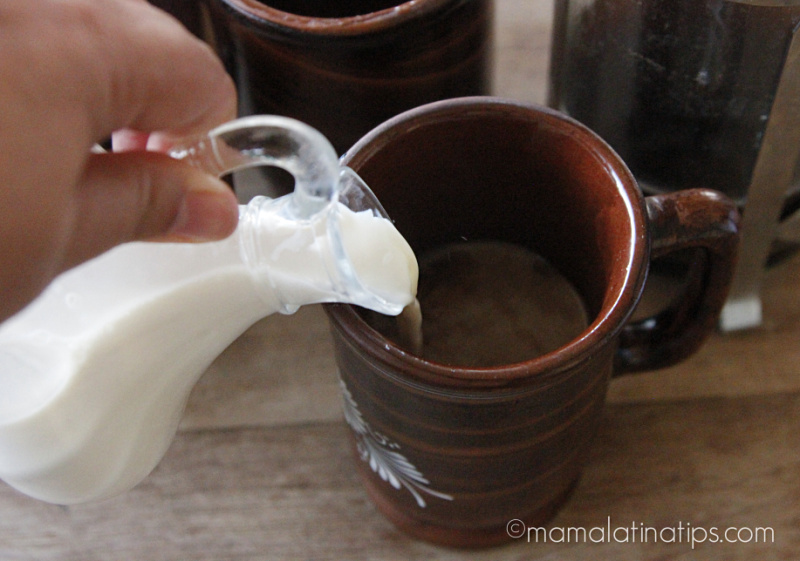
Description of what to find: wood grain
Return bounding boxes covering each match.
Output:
[2,392,797,560]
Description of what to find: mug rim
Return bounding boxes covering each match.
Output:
[219,0,454,35]
[328,96,649,388]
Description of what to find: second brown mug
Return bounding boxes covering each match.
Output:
[203,0,494,154]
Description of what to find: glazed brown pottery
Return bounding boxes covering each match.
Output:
[203,0,494,153]
[324,97,740,548]
[147,0,205,38]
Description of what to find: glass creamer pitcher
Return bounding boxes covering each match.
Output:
[0,116,418,504]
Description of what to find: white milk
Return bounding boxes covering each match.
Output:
[0,198,417,504]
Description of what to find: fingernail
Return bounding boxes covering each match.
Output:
[168,177,239,241]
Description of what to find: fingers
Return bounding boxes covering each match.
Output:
[111,128,190,153]
[109,129,151,152]
[90,0,237,142]
[0,1,241,321]
[60,151,239,270]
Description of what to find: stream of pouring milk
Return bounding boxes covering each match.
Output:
[0,200,417,504]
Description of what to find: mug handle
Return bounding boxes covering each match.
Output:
[615,188,740,374]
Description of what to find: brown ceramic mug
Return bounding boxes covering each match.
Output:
[324,97,740,548]
[203,0,494,154]
[147,0,204,37]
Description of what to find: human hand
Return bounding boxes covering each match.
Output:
[0,0,239,321]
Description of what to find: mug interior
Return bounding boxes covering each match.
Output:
[335,98,647,381]
[254,0,403,18]
[222,0,449,28]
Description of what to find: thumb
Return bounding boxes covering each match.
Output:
[63,151,239,270]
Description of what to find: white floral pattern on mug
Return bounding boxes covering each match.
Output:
[339,379,454,508]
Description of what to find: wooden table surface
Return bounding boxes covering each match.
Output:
[3,1,800,559]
